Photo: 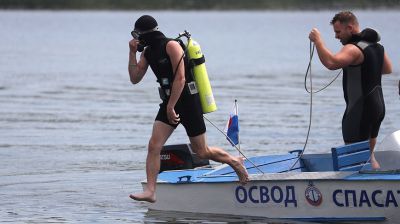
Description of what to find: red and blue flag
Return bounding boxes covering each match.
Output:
[225,101,239,146]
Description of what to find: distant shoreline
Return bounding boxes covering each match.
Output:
[1,0,399,10]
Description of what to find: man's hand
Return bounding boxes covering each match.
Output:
[309,28,322,44]
[128,39,149,84]
[129,39,139,53]
[166,105,180,125]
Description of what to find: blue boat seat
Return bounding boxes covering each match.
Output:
[331,141,371,171]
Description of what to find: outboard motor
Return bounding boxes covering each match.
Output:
[159,144,210,172]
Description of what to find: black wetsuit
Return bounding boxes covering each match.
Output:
[342,33,385,143]
[144,33,206,137]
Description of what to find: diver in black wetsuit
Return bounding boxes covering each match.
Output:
[127,15,248,203]
[308,11,392,169]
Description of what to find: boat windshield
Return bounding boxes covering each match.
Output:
[361,130,400,172]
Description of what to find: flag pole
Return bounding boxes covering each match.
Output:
[203,102,264,174]
[235,99,241,157]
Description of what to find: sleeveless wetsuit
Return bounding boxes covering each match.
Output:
[144,35,206,137]
[342,39,385,143]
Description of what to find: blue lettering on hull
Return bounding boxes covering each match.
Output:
[333,189,400,208]
[235,185,297,207]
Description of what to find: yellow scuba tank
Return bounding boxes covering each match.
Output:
[186,37,217,113]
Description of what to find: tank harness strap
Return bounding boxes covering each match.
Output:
[158,39,198,101]
[189,55,205,68]
[177,38,199,96]
[158,88,170,101]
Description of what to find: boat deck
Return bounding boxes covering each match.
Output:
[157,150,400,184]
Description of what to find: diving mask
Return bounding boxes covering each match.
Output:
[131,26,159,40]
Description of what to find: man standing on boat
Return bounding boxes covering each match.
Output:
[127,15,249,203]
[309,11,392,169]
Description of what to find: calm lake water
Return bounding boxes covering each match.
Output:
[0,10,399,223]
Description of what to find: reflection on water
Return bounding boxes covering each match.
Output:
[144,210,319,224]
[0,10,399,223]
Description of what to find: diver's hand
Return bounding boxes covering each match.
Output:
[166,105,180,125]
[129,39,139,53]
[309,28,322,44]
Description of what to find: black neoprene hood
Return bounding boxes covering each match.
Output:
[134,15,158,32]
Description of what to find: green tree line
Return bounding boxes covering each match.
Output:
[0,0,399,10]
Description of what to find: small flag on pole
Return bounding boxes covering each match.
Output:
[225,100,239,146]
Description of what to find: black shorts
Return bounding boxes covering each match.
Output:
[155,93,206,137]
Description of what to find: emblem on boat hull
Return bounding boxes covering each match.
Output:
[305,181,323,206]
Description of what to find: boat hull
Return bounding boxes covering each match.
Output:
[147,172,400,222]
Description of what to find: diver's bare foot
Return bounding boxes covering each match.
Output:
[370,157,381,170]
[129,190,156,203]
[231,157,249,185]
